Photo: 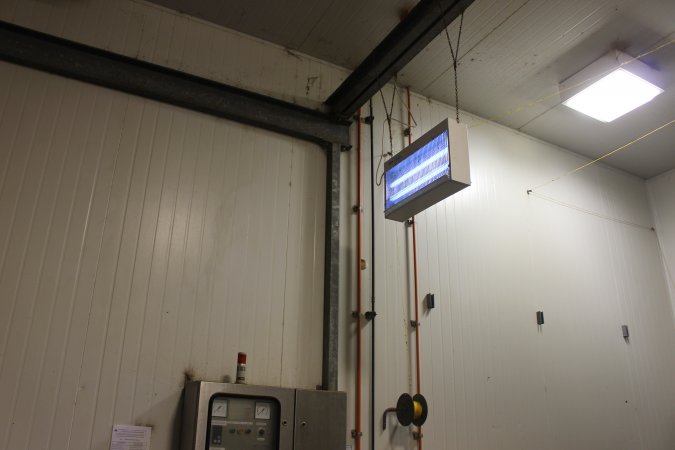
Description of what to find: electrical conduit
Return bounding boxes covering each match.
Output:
[369,99,376,450]
[355,108,363,450]
[408,86,423,450]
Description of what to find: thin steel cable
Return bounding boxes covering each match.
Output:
[655,234,675,298]
[528,191,654,231]
[530,118,675,192]
[375,117,389,186]
[443,12,465,123]
[396,88,418,129]
[379,81,397,152]
[376,82,399,186]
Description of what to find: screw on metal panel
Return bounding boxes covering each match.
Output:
[341,145,353,152]
[364,311,377,321]
[403,128,411,137]
[410,320,419,328]
[406,218,415,227]
[362,116,374,125]
[351,430,363,438]
[412,431,423,440]
[352,205,360,213]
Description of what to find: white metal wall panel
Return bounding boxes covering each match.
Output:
[0,0,349,111]
[2,1,675,449]
[648,169,675,317]
[340,87,675,450]
[0,61,326,450]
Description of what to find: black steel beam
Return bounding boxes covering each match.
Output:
[0,21,351,146]
[322,142,340,391]
[325,0,474,118]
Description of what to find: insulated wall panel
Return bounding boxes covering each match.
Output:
[0,61,325,450]
[2,0,675,449]
[342,87,675,450]
[648,169,675,316]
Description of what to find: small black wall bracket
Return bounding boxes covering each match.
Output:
[425,293,435,310]
[364,311,377,321]
[622,324,630,339]
[536,311,545,325]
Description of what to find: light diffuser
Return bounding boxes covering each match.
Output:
[563,68,663,122]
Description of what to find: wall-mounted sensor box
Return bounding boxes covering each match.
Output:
[426,293,435,310]
[384,118,470,222]
[181,381,346,450]
[536,311,545,325]
[622,325,630,338]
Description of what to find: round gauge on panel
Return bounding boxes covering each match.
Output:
[254,402,271,420]
[212,398,228,418]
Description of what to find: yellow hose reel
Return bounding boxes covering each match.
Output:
[382,393,428,430]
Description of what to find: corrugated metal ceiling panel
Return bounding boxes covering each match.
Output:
[144,0,675,177]
[148,0,420,69]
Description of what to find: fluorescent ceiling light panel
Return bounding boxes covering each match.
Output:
[562,68,663,122]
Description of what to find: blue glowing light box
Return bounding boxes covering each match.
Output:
[384,119,470,221]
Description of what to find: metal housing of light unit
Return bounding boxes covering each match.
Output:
[384,118,470,222]
[560,50,664,123]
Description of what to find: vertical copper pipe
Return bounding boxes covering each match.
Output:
[408,87,423,450]
[355,108,363,450]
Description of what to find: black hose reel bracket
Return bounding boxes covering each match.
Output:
[382,393,428,430]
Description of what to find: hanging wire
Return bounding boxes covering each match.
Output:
[375,80,399,186]
[395,88,418,129]
[380,84,397,155]
[529,117,675,192]
[528,191,654,231]
[443,11,465,123]
[375,117,389,186]
[375,116,411,186]
[655,235,675,297]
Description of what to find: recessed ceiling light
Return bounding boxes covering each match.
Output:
[563,68,663,122]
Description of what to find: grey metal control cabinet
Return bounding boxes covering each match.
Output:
[181,381,346,450]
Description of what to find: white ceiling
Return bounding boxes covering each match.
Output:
[148,0,675,179]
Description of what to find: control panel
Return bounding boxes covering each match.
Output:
[208,395,279,449]
[181,381,346,450]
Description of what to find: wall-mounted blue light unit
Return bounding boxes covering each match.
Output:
[384,119,470,221]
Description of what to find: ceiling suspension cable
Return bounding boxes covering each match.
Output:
[528,117,675,192]
[443,11,465,123]
[376,81,398,185]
